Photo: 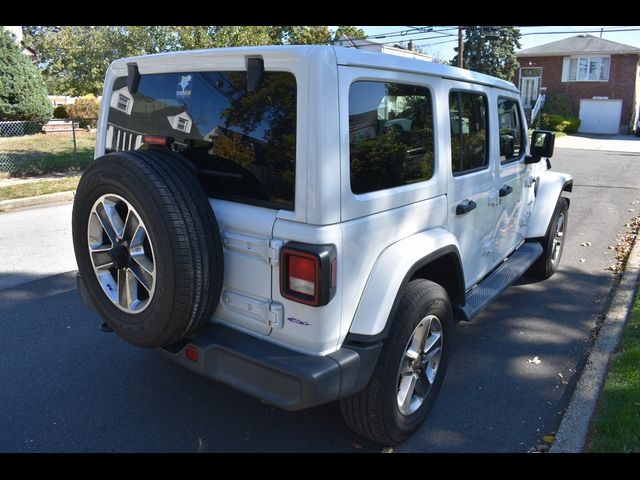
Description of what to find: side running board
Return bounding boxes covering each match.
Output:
[455,242,543,322]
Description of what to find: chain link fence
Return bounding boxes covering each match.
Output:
[0,119,97,175]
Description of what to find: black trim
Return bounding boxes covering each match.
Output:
[126,63,140,95]
[563,179,573,192]
[345,245,464,344]
[159,323,383,411]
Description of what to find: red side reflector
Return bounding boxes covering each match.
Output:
[185,345,199,362]
[142,135,170,146]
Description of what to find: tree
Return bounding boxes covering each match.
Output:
[451,27,521,81]
[23,26,365,97]
[0,28,52,121]
[68,94,100,127]
[333,26,365,42]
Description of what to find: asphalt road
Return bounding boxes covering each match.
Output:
[0,148,638,452]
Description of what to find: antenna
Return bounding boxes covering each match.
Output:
[342,34,359,49]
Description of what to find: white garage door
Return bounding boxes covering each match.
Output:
[579,99,622,134]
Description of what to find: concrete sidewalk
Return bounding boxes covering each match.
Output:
[555,133,640,153]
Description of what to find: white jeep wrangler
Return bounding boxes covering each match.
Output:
[72,45,572,446]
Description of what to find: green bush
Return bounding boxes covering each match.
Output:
[0,28,53,121]
[539,113,566,131]
[53,105,69,118]
[543,93,574,117]
[563,116,581,134]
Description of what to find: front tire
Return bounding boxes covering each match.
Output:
[530,197,568,279]
[340,280,454,446]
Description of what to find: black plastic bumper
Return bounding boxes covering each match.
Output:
[160,324,383,411]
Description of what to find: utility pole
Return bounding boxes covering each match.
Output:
[458,26,464,68]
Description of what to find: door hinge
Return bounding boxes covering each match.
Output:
[269,302,284,328]
[268,239,283,265]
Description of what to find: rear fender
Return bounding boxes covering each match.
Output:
[346,228,463,341]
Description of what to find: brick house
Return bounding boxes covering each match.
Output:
[515,35,640,134]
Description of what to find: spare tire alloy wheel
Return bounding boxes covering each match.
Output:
[73,150,224,348]
[88,194,156,313]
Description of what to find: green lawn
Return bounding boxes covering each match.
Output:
[588,289,640,452]
[0,130,95,175]
[0,176,80,201]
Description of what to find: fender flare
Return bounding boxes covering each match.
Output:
[527,170,573,239]
[345,228,464,343]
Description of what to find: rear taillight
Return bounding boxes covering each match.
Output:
[142,135,174,146]
[280,243,336,307]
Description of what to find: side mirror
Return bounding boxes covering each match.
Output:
[246,57,264,94]
[530,130,555,158]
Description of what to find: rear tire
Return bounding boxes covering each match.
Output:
[340,280,453,446]
[530,197,568,279]
[72,150,223,348]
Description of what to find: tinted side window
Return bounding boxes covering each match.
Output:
[349,81,434,194]
[498,97,524,163]
[107,71,296,211]
[449,92,488,175]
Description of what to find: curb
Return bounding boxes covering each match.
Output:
[0,190,75,212]
[550,228,640,453]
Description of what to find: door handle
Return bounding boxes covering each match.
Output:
[456,199,477,215]
[499,185,513,197]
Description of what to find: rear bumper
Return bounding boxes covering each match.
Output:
[160,324,382,411]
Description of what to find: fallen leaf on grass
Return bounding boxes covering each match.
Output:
[528,356,541,364]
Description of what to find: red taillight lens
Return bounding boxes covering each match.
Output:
[142,135,172,146]
[289,255,317,296]
[280,243,336,307]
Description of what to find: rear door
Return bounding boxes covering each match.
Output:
[493,94,529,261]
[212,201,280,336]
[445,83,498,288]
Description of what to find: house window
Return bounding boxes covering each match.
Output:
[176,117,188,131]
[116,93,129,111]
[568,56,610,81]
[520,67,542,78]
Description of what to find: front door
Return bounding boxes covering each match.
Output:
[446,84,498,289]
[493,94,529,262]
[520,77,539,108]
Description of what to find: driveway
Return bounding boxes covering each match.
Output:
[555,133,640,153]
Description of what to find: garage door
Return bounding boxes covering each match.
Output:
[579,99,622,134]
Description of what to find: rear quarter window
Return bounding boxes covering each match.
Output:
[106,71,297,211]
[348,81,435,195]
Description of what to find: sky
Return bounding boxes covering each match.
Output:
[353,26,640,61]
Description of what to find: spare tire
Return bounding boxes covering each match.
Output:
[72,150,224,348]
